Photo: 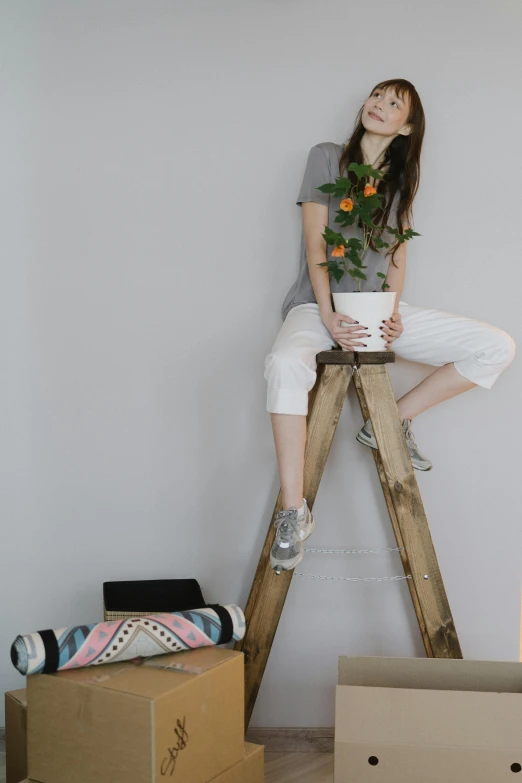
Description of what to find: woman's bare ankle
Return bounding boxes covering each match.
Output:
[282,495,304,510]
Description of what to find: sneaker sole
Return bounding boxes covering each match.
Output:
[356,432,377,450]
[270,548,304,572]
[357,432,432,471]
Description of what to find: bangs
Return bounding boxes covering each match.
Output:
[373,80,412,106]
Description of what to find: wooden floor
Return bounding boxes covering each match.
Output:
[0,750,333,783]
[265,751,333,781]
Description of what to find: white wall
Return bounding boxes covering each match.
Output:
[1,0,520,728]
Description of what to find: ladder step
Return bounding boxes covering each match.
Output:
[316,349,396,365]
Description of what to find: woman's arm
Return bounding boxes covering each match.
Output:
[302,201,333,319]
[381,239,407,347]
[302,201,371,348]
[384,239,407,312]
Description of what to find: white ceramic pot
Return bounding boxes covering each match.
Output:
[331,292,397,352]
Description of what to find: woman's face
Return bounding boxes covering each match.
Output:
[362,86,411,135]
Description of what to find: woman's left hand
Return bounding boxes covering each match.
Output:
[380,312,403,349]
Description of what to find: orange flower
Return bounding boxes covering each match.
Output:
[364,184,377,197]
[331,245,345,258]
[340,198,353,212]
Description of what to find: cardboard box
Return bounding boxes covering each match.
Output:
[335,655,522,782]
[28,647,244,783]
[5,688,28,783]
[200,741,264,782]
[19,742,264,783]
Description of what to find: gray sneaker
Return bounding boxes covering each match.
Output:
[356,418,433,471]
[270,498,315,574]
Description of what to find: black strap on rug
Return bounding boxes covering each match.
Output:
[39,629,60,673]
[207,604,234,645]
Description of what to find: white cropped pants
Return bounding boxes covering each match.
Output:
[264,302,516,416]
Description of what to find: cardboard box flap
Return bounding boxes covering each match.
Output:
[338,655,522,694]
[100,649,244,699]
[207,743,264,782]
[37,648,243,701]
[335,685,522,750]
[43,660,140,686]
[142,646,242,675]
[6,688,27,708]
[243,742,263,758]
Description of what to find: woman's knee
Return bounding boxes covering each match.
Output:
[466,328,517,386]
[490,329,516,368]
[264,348,317,389]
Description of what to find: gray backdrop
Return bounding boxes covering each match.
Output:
[1,0,520,728]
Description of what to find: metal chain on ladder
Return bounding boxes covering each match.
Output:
[286,545,413,582]
[303,545,404,555]
[294,573,412,582]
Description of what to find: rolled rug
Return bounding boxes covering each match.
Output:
[11,604,245,676]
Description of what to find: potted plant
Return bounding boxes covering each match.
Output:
[316,162,420,351]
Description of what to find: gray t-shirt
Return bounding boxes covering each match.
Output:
[281,141,399,321]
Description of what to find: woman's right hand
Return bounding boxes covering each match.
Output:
[321,311,370,350]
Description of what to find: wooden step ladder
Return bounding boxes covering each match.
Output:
[235,349,463,727]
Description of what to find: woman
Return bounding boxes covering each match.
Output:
[264,78,516,573]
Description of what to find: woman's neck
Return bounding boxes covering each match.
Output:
[360,133,392,169]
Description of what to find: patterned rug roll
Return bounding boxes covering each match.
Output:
[11,604,245,675]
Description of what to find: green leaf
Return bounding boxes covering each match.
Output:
[356,192,383,211]
[334,213,356,227]
[352,209,381,229]
[348,268,368,281]
[316,183,337,194]
[322,227,348,248]
[318,175,358,200]
[373,237,390,248]
[385,226,422,243]
[347,248,366,267]
[331,267,345,284]
[345,237,364,250]
[376,272,386,279]
[332,176,352,191]
[318,259,347,284]
[347,162,386,181]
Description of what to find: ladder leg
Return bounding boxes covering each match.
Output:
[236,363,353,728]
[354,363,463,659]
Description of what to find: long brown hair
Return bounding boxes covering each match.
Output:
[338,78,425,266]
